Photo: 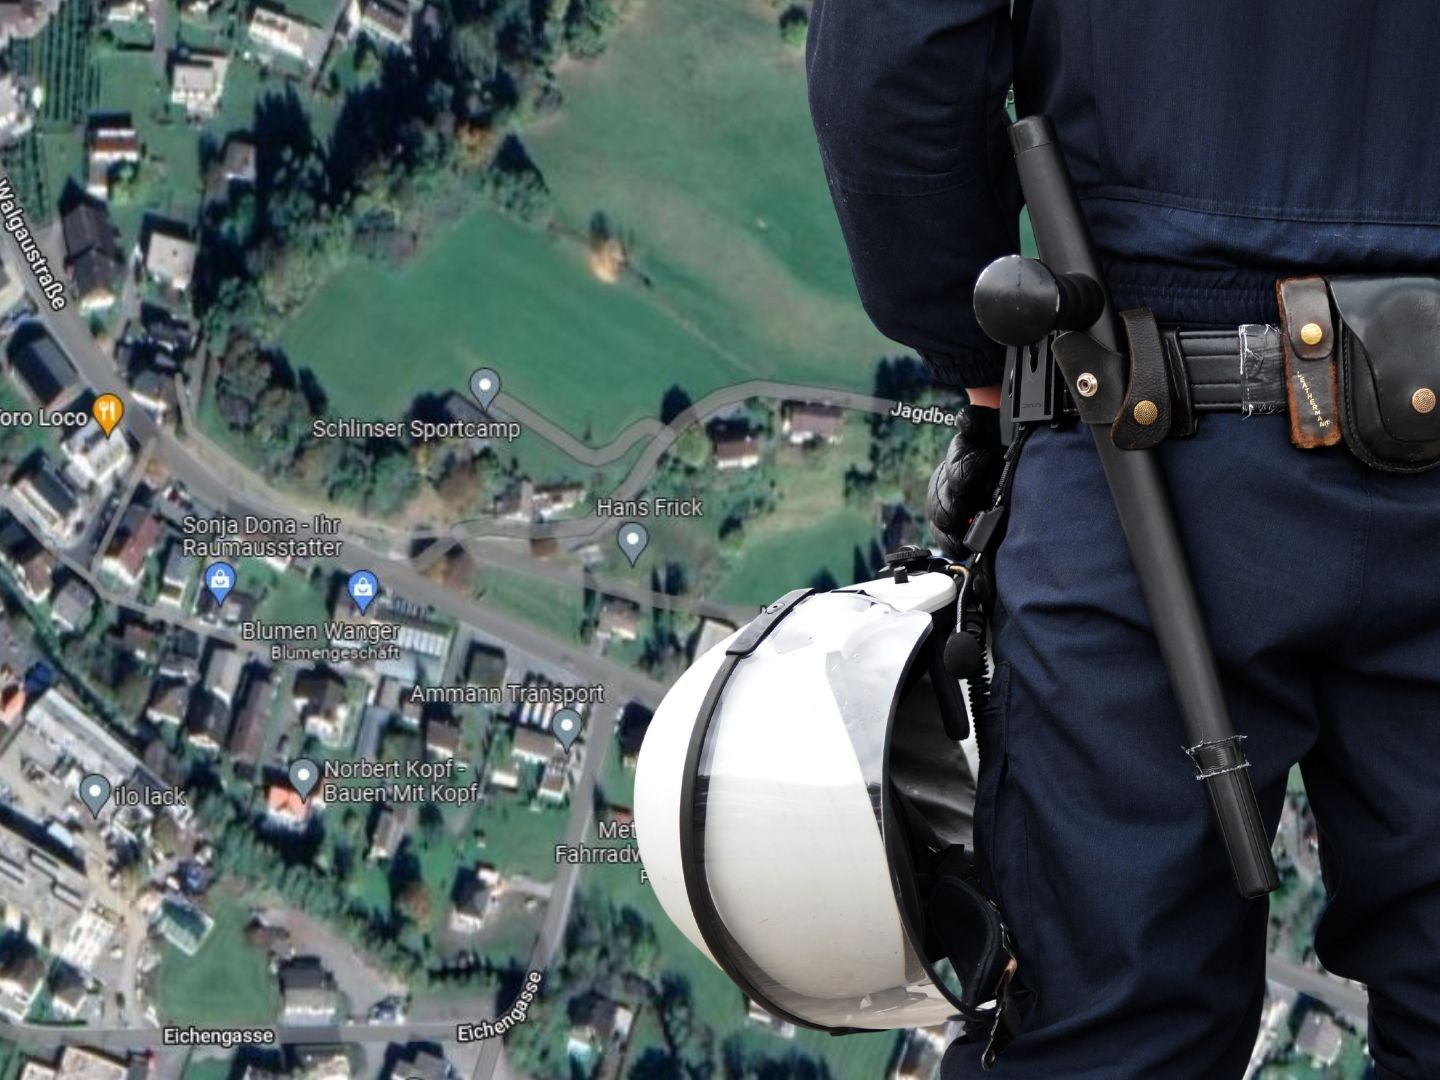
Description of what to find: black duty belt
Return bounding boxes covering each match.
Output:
[1034,324,1287,434]
[1165,325,1286,416]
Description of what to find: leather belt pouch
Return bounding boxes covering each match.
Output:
[1329,276,1440,473]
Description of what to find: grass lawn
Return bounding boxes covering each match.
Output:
[153,895,279,1025]
[280,0,891,444]
[472,798,568,883]
[714,507,878,605]
[256,569,329,627]
[180,1057,234,1080]
[474,565,587,646]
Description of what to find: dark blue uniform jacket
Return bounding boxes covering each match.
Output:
[807,0,1440,388]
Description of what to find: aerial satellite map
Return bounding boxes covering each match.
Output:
[0,0,1375,1076]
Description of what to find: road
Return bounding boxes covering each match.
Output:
[1265,954,1368,1024]
[467,703,619,1080]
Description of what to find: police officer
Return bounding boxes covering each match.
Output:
[807,2,1440,1077]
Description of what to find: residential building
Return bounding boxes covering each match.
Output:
[184,688,231,751]
[154,896,212,956]
[99,510,162,588]
[13,457,81,540]
[61,420,131,488]
[367,805,405,861]
[60,200,121,312]
[533,481,584,519]
[169,55,229,118]
[511,726,555,765]
[157,544,195,607]
[52,1048,129,1080]
[448,865,502,933]
[781,402,845,445]
[102,0,149,22]
[712,432,760,470]
[0,0,61,48]
[595,598,641,643]
[348,0,410,49]
[0,73,34,145]
[145,681,189,727]
[0,518,54,602]
[0,666,27,728]
[143,227,198,292]
[265,785,314,829]
[279,957,342,1025]
[464,642,507,688]
[221,138,257,184]
[295,667,349,746]
[227,669,273,764]
[0,935,45,1021]
[538,761,569,803]
[158,629,202,681]
[566,993,634,1061]
[49,579,95,633]
[1294,1010,1344,1068]
[85,120,141,200]
[202,643,244,706]
[247,5,326,67]
[9,332,78,407]
[424,715,460,760]
[45,962,88,1019]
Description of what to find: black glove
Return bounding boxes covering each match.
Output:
[927,405,1005,558]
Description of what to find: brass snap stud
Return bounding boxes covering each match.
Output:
[1414,388,1437,415]
[1300,322,1324,347]
[1076,373,1099,398]
[1133,400,1159,426]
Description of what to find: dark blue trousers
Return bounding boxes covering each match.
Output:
[946,413,1440,1079]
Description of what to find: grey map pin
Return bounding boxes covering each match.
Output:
[552,708,584,751]
[289,758,321,801]
[470,368,501,412]
[79,774,111,818]
[618,522,649,567]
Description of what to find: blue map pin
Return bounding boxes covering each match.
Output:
[204,562,236,607]
[348,570,379,615]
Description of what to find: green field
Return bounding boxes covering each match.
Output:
[473,798,568,882]
[153,896,280,1025]
[474,565,588,645]
[714,507,877,605]
[279,0,888,442]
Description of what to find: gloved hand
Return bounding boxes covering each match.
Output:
[927,405,1005,558]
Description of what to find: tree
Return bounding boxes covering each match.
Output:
[778,5,808,49]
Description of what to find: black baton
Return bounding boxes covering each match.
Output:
[980,116,1278,899]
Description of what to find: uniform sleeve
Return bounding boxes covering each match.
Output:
[806,0,1021,389]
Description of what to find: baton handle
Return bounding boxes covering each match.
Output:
[1007,116,1278,898]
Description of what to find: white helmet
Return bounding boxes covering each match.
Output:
[636,555,1022,1051]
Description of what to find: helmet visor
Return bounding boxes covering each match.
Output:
[689,589,964,1030]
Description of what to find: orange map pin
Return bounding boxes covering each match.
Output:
[92,394,124,438]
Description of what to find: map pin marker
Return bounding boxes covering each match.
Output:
[618,522,649,567]
[289,758,320,802]
[552,708,584,752]
[79,774,112,818]
[347,570,379,615]
[204,561,235,607]
[470,368,501,413]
